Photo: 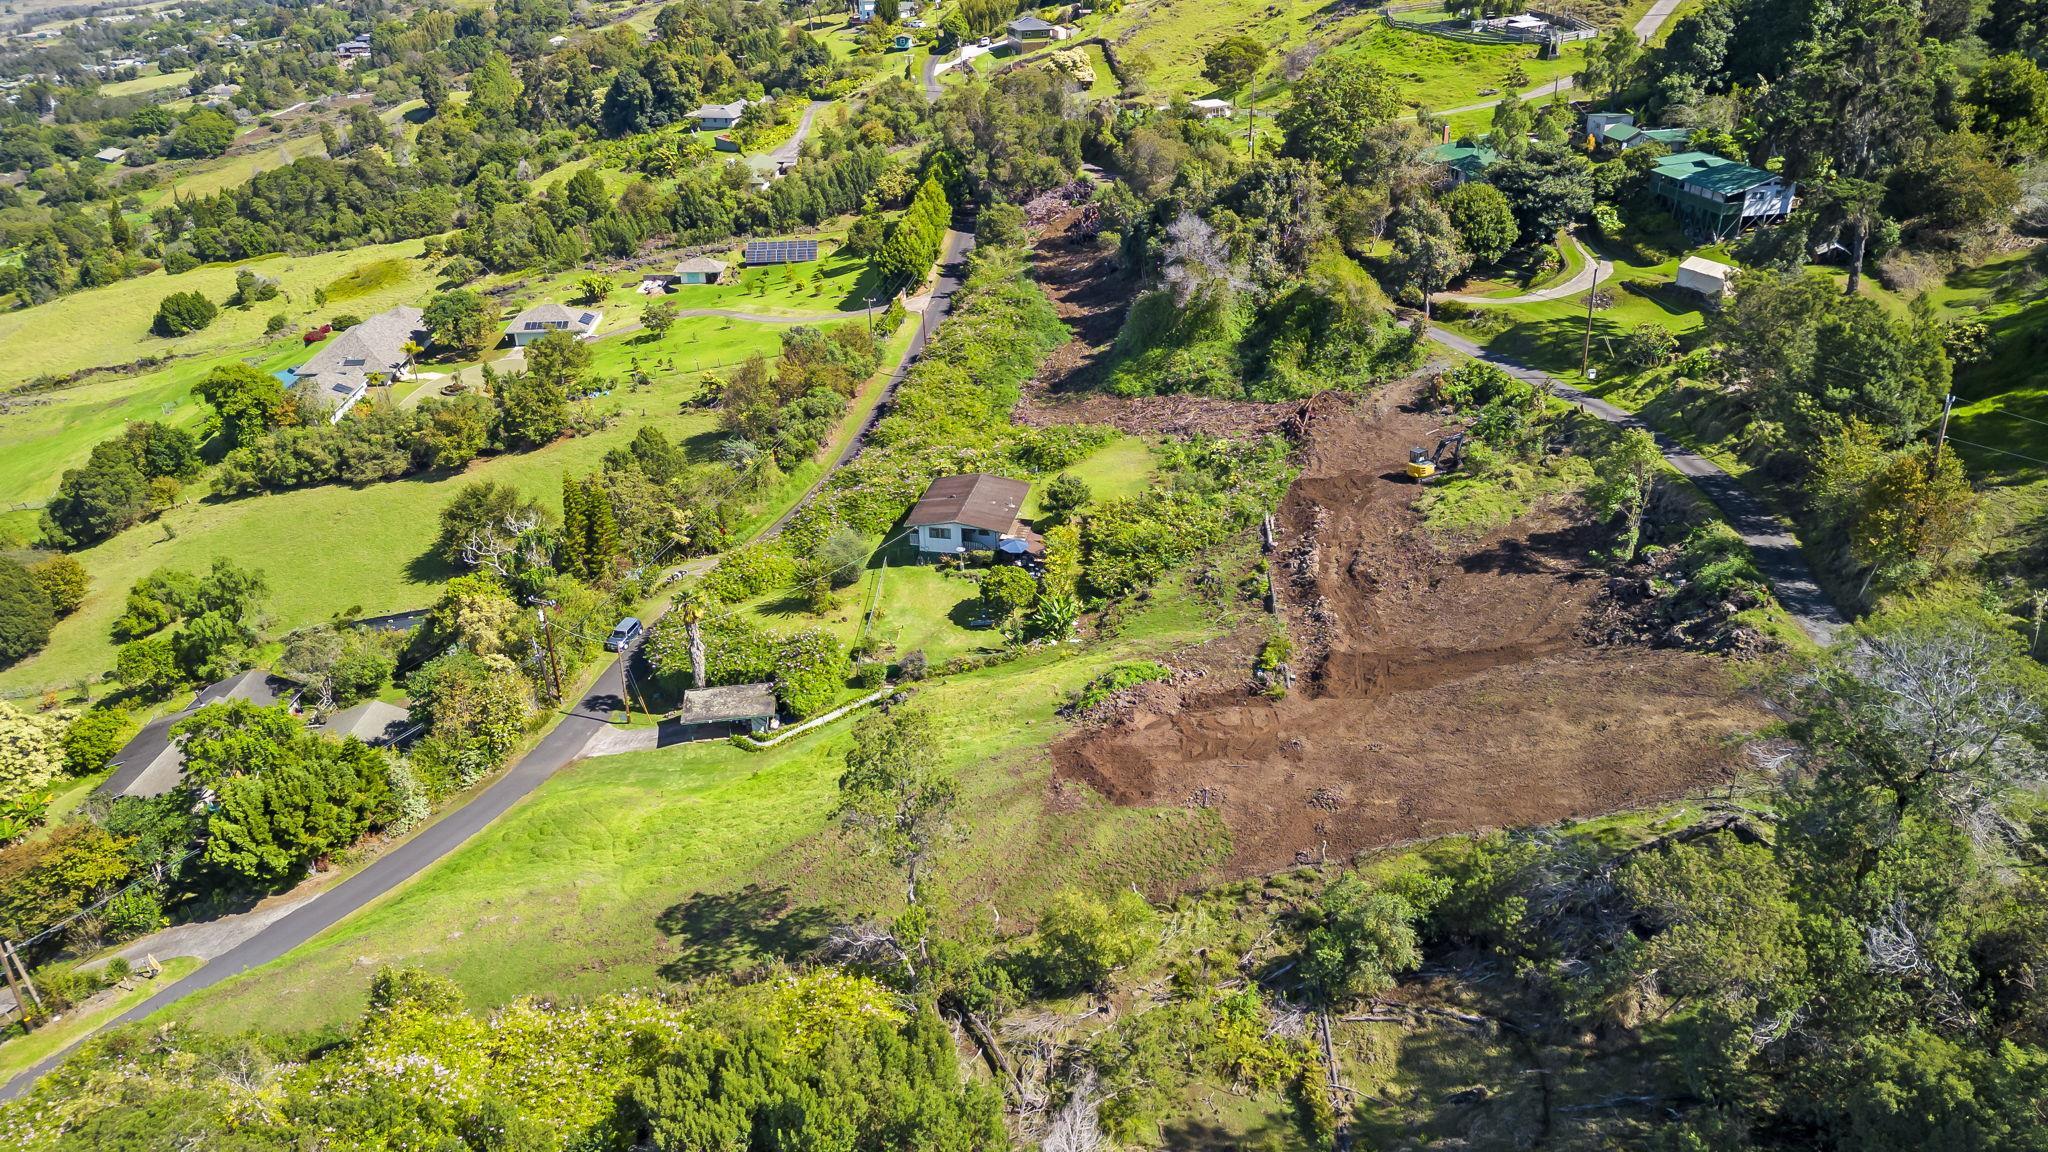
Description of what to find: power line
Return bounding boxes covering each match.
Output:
[1942,437,2048,469]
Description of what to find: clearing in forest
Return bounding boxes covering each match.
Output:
[1054,385,1768,877]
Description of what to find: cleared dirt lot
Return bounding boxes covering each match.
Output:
[1054,386,1766,877]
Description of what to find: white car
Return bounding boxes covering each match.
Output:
[977,36,991,46]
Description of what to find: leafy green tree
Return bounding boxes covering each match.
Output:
[0,558,54,665]
[1387,200,1471,320]
[151,289,218,337]
[62,709,134,777]
[42,437,150,547]
[193,362,291,450]
[1968,54,2048,160]
[1442,181,1519,265]
[640,298,678,341]
[1300,873,1424,1004]
[1201,34,1268,98]
[417,394,494,470]
[172,610,256,683]
[1576,28,1643,99]
[178,702,392,884]
[1278,55,1401,168]
[1587,428,1664,563]
[978,565,1037,622]
[628,1001,1003,1152]
[1026,888,1160,993]
[494,369,570,448]
[0,823,133,942]
[407,650,532,772]
[1485,142,1595,239]
[563,168,608,217]
[575,274,612,305]
[1040,472,1092,523]
[422,289,497,354]
[439,480,549,570]
[836,706,957,905]
[114,635,181,698]
[168,108,235,158]
[111,566,199,640]
[124,420,202,480]
[1845,444,1978,598]
[773,628,846,718]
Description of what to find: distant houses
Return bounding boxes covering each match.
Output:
[906,474,1032,557]
[286,306,427,422]
[504,302,604,347]
[93,146,126,163]
[335,34,372,64]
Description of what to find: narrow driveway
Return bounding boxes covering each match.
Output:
[1425,327,1846,646]
[762,228,976,540]
[762,99,829,167]
[0,230,981,1103]
[1438,238,1610,305]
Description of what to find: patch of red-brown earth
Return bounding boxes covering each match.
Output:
[1053,386,1766,877]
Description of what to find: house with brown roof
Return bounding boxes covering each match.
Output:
[905,473,1030,556]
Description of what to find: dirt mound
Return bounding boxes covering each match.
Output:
[1052,386,1765,877]
[1016,203,1296,438]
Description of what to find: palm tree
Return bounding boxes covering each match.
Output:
[672,584,712,690]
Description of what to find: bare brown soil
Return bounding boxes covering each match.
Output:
[1053,387,1766,877]
[1016,205,1293,438]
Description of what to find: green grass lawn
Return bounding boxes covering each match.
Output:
[1096,0,1596,109]
[0,388,721,696]
[168,582,1236,1035]
[0,238,441,387]
[99,67,193,98]
[0,957,202,1083]
[1022,434,1159,517]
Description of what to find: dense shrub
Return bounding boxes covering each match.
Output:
[150,290,218,337]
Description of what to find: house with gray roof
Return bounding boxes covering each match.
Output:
[688,98,755,130]
[101,669,298,799]
[287,306,426,422]
[504,302,603,347]
[672,256,726,284]
[313,699,418,746]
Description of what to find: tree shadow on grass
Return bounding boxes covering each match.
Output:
[655,885,838,981]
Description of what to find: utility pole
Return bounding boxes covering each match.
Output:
[3,940,42,1026]
[530,601,563,701]
[1930,391,1956,476]
[1581,258,1600,378]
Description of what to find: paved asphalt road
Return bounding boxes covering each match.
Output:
[1425,327,1846,646]
[0,231,981,1102]
[764,99,829,167]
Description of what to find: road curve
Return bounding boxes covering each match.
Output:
[0,229,982,1104]
[1424,326,1846,646]
[1437,237,1611,306]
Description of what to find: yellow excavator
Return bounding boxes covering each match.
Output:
[1405,432,1467,481]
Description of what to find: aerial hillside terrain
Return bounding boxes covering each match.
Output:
[0,0,2043,1149]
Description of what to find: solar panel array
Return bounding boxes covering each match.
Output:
[743,239,820,265]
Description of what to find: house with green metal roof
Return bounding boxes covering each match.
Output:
[1429,140,1498,185]
[1582,112,1691,152]
[1650,152,1796,241]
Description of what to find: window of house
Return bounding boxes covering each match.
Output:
[927,526,953,540]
